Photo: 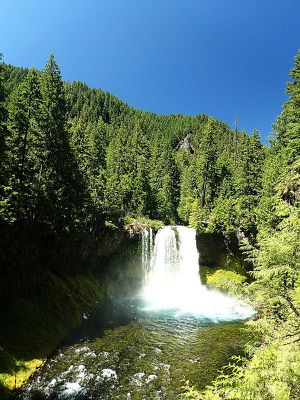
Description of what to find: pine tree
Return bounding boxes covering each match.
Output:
[149,129,178,222]
[85,119,108,214]
[176,150,197,223]
[259,50,300,235]
[104,125,131,220]
[273,50,300,163]
[234,130,265,232]
[256,51,300,306]
[128,123,150,216]
[0,53,7,200]
[38,54,86,229]
[1,68,43,221]
[197,122,218,209]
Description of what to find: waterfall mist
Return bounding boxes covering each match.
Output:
[141,226,255,321]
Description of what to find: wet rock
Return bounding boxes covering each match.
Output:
[146,374,157,384]
[131,372,145,387]
[101,368,117,380]
[59,381,84,398]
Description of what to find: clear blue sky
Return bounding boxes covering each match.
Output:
[1,0,300,142]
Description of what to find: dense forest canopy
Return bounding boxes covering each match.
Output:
[184,51,300,399]
[0,50,299,399]
[0,54,265,240]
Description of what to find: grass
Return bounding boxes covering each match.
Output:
[0,347,44,397]
[207,269,246,289]
[0,356,44,391]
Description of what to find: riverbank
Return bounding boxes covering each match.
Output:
[0,221,132,398]
[0,271,105,398]
[0,224,251,398]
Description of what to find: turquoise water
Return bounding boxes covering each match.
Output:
[17,297,250,400]
[17,227,253,399]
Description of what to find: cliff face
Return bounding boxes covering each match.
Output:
[0,223,130,374]
[196,231,247,273]
[176,135,195,154]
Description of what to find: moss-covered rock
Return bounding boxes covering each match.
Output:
[197,232,246,269]
[206,269,247,295]
[0,222,131,399]
[0,271,105,398]
[124,217,164,236]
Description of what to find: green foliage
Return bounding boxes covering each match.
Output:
[177,123,265,236]
[124,216,164,231]
[0,68,42,221]
[0,356,43,396]
[208,198,237,234]
[0,271,104,398]
[1,57,265,230]
[206,269,247,295]
[1,51,299,399]
[182,341,300,400]
[183,50,300,400]
[37,54,87,229]
[0,55,88,230]
[0,54,8,208]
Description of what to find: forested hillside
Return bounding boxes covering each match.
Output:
[0,54,265,236]
[184,52,300,399]
[0,51,299,399]
[0,54,265,395]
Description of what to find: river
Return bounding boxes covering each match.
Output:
[16,226,254,399]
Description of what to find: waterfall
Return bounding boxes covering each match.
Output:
[141,227,153,272]
[141,226,255,321]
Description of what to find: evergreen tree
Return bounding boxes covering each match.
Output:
[85,119,108,214]
[128,123,150,216]
[0,68,42,221]
[259,50,300,235]
[183,51,300,400]
[149,130,178,222]
[38,54,86,229]
[197,122,218,209]
[255,50,300,321]
[273,50,300,163]
[234,129,265,232]
[0,54,7,199]
[104,126,131,220]
[177,159,197,223]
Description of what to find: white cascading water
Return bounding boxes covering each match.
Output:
[141,227,153,273]
[141,226,255,321]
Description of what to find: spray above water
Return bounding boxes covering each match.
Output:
[141,226,255,321]
[18,226,253,400]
